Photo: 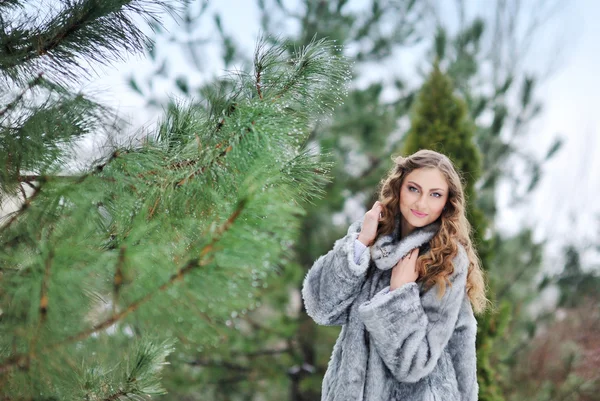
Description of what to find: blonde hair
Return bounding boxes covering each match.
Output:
[377,149,488,314]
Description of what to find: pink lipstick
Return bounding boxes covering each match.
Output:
[411,209,428,218]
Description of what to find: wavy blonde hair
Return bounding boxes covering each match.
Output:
[377,149,488,314]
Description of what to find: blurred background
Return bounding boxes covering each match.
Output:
[78,0,600,399]
[2,0,599,400]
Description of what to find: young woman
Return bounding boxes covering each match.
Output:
[302,149,487,401]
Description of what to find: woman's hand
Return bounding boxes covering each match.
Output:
[390,248,419,291]
[357,201,384,246]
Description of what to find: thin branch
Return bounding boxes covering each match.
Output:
[39,249,53,322]
[112,246,126,315]
[254,59,263,99]
[147,195,161,219]
[496,255,536,301]
[242,315,289,338]
[0,182,42,233]
[176,141,234,187]
[18,180,27,202]
[0,73,44,118]
[2,150,124,233]
[187,358,250,372]
[102,389,128,401]
[231,347,291,358]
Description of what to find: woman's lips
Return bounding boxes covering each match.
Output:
[411,209,428,218]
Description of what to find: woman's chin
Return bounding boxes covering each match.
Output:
[405,215,428,227]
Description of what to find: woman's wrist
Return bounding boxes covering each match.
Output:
[357,233,371,247]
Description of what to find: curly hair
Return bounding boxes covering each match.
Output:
[376,149,488,314]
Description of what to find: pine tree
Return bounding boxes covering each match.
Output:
[431,16,564,401]
[0,1,350,398]
[403,61,484,234]
[403,62,505,401]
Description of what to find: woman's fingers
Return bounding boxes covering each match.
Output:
[400,248,418,263]
[372,202,384,220]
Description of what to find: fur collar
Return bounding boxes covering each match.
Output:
[370,213,441,271]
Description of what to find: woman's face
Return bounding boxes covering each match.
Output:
[399,167,449,233]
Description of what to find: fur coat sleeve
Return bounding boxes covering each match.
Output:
[357,244,469,383]
[301,220,371,326]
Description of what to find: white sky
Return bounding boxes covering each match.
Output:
[500,0,600,260]
[79,0,600,269]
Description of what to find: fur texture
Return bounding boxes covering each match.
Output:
[301,217,478,401]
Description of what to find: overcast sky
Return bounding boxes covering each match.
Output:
[81,0,600,269]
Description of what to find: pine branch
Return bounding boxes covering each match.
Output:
[102,389,128,401]
[0,0,20,9]
[0,35,350,396]
[0,0,171,82]
[0,198,247,374]
[39,248,53,321]
[0,180,42,232]
[1,150,123,234]
[254,49,264,100]
[175,131,238,187]
[0,72,44,118]
[112,246,126,314]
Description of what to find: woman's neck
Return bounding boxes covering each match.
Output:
[400,215,416,239]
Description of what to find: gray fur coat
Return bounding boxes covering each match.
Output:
[301,216,478,401]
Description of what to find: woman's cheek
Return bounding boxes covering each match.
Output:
[430,199,444,215]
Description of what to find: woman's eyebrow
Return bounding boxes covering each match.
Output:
[407,181,446,192]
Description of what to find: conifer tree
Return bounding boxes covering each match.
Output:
[403,62,505,401]
[0,1,350,398]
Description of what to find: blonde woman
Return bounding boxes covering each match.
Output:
[302,149,487,401]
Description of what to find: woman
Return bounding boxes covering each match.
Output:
[302,149,487,401]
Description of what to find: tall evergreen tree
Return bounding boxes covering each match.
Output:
[0,1,351,398]
[402,62,504,401]
[403,61,484,232]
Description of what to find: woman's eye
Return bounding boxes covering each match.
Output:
[432,193,441,198]
[408,186,418,192]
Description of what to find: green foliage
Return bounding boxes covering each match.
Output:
[553,245,600,308]
[0,77,113,198]
[0,0,351,397]
[403,62,485,237]
[0,0,171,83]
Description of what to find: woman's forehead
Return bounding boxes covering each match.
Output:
[404,168,448,190]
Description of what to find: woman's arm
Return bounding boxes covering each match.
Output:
[301,219,371,326]
[357,244,469,382]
